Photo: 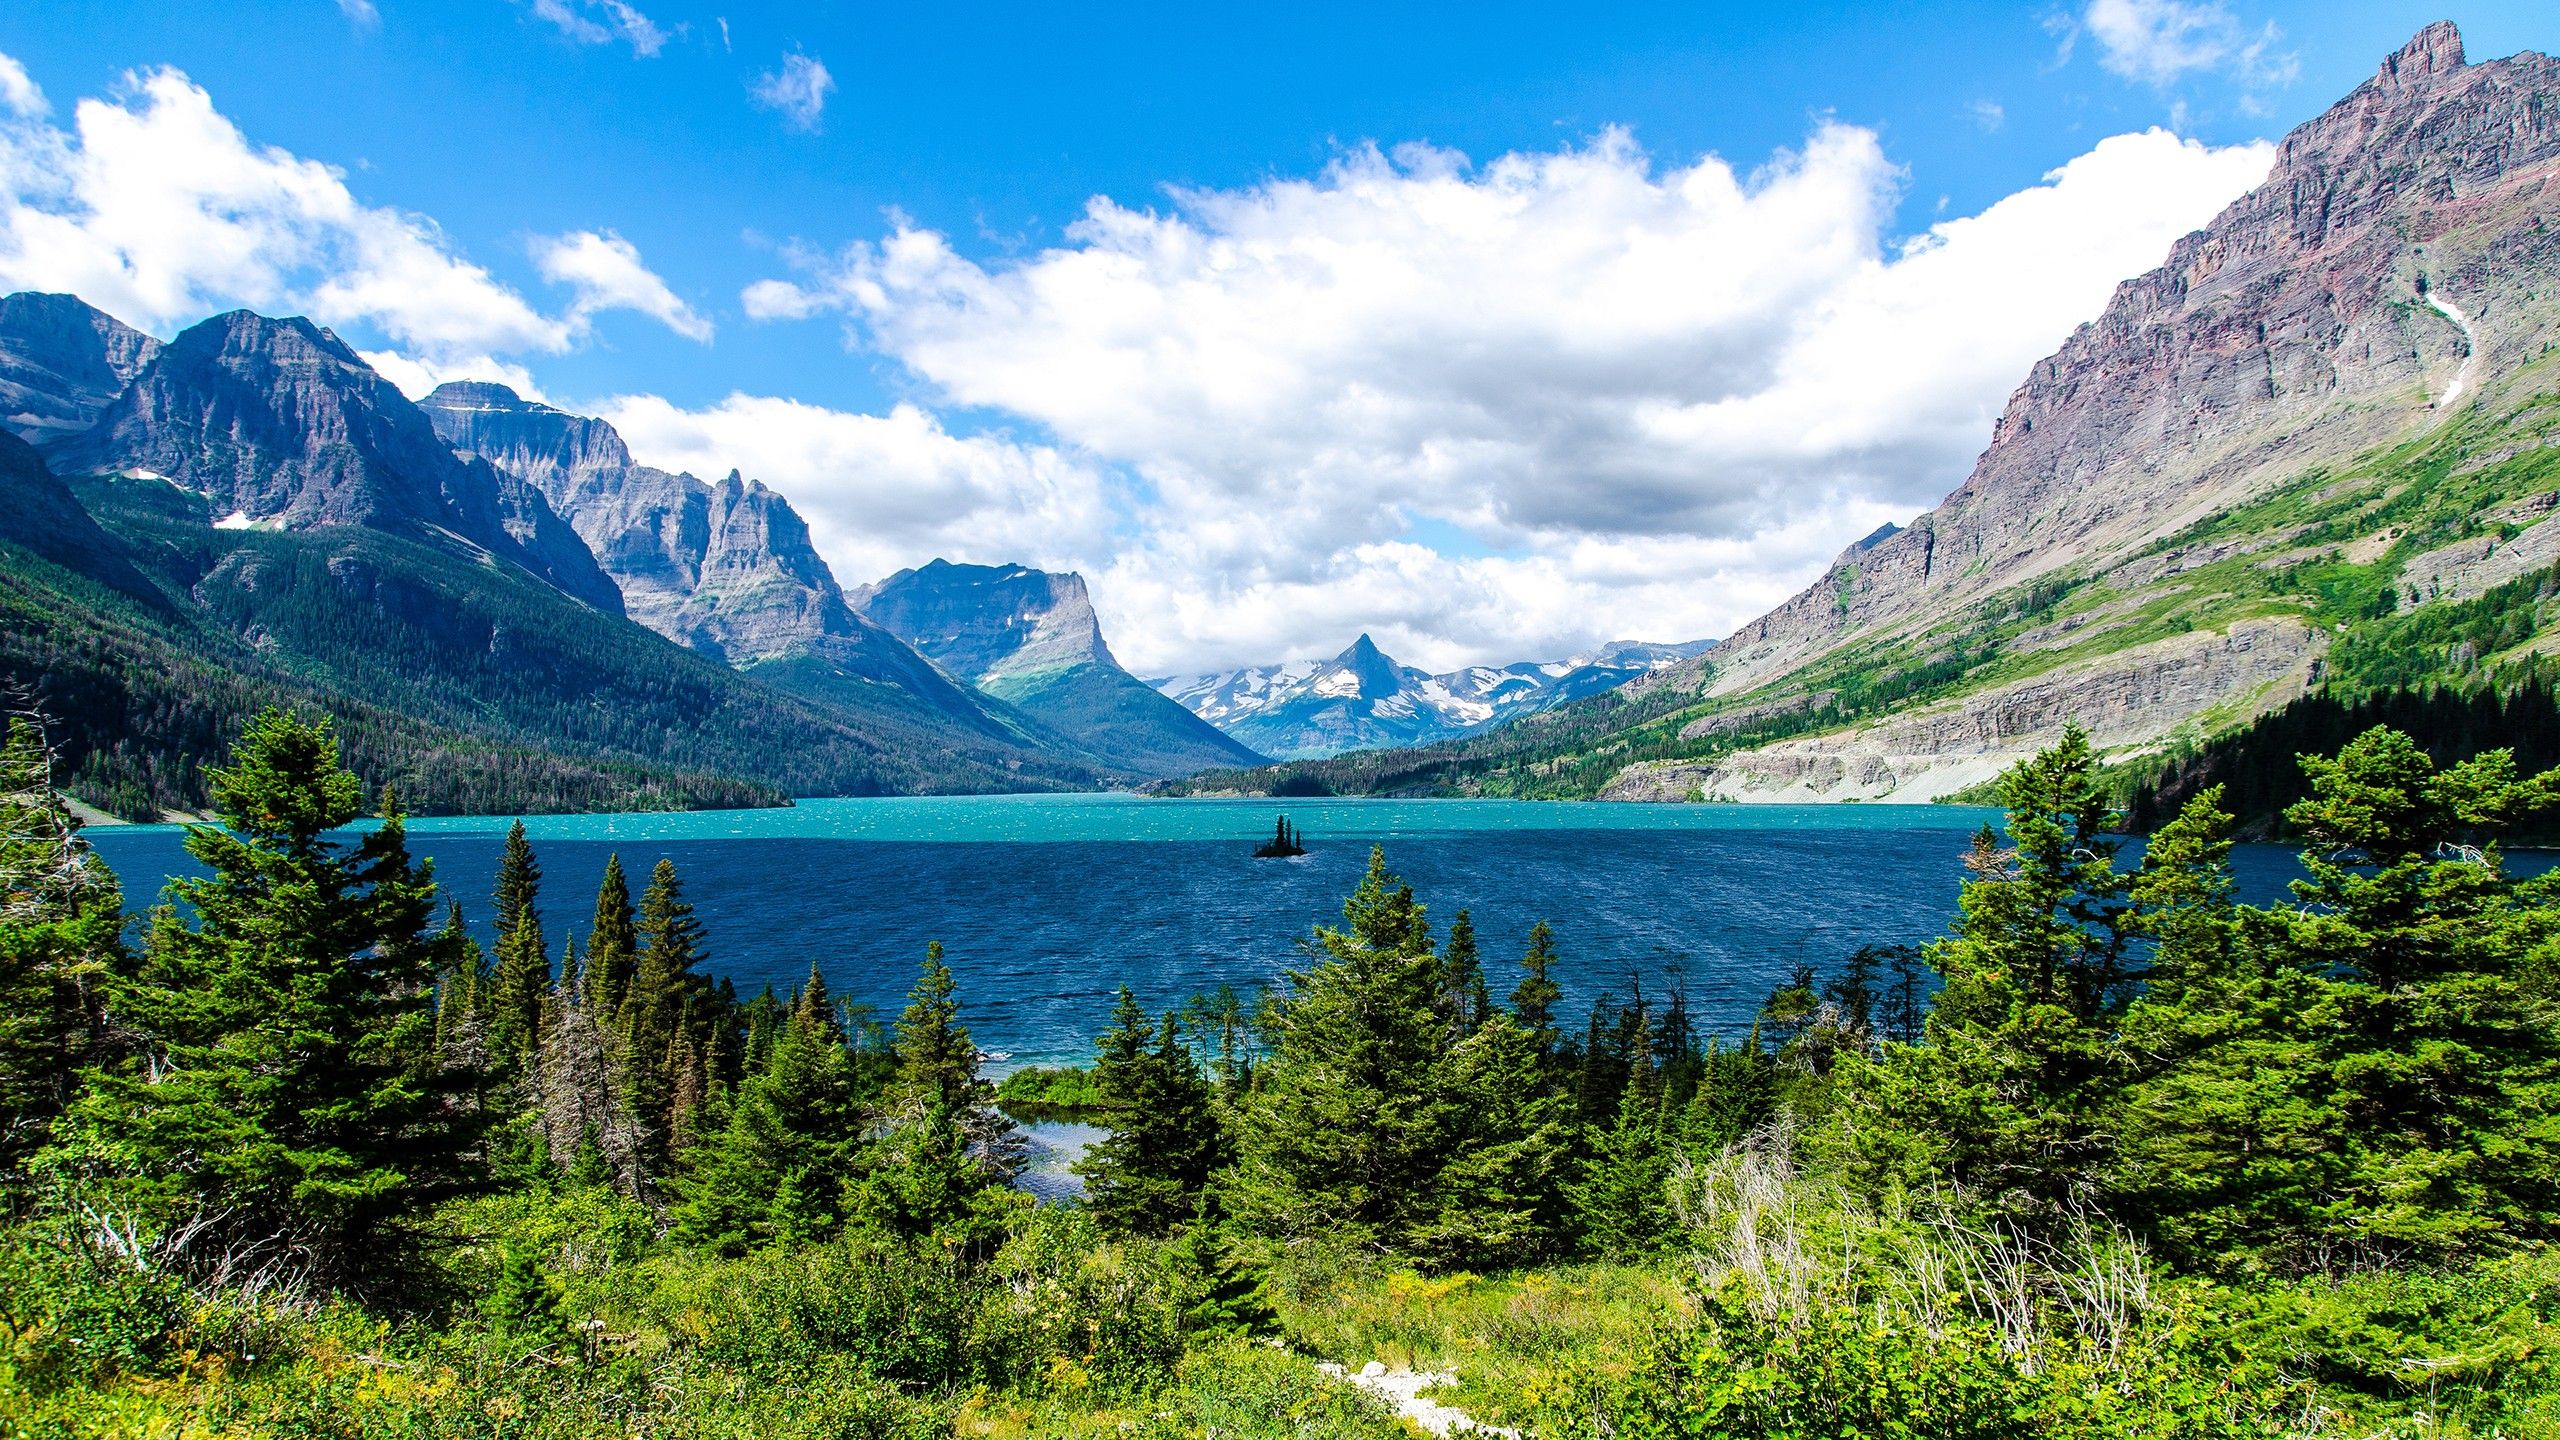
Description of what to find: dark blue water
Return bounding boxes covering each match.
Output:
[79,796,2319,1066]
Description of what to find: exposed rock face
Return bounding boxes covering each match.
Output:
[418,381,1011,735]
[0,293,162,443]
[1602,22,2560,797]
[1159,634,1711,761]
[856,560,1265,777]
[1675,22,2559,700]
[47,312,620,611]
[1608,617,2327,802]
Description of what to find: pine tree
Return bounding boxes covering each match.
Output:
[67,711,480,1278]
[1860,725,2134,1214]
[1574,1053,1674,1258]
[851,943,1023,1244]
[1511,919,1564,1056]
[674,988,863,1254]
[1439,908,1488,1040]
[0,715,120,1168]
[1408,1012,1575,1268]
[1229,848,1450,1251]
[620,857,707,1173]
[1177,1195,1275,1337]
[2113,733,2560,1268]
[1077,988,1224,1237]
[486,821,549,1063]
[583,853,637,1015]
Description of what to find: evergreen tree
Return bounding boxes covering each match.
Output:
[674,986,863,1254]
[1077,988,1223,1237]
[1680,1031,1776,1156]
[486,821,549,1063]
[0,716,120,1168]
[852,943,1023,1244]
[583,853,637,1015]
[1438,908,1488,1040]
[1510,919,1565,1055]
[620,857,706,1173]
[2114,734,2560,1268]
[1574,1053,1674,1257]
[67,711,480,1278]
[1860,725,2134,1214]
[1408,1012,1574,1268]
[1176,1195,1275,1337]
[1229,848,1450,1251]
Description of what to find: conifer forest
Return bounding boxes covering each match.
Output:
[2,706,2557,1437]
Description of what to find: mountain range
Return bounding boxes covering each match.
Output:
[1153,634,1711,760]
[0,298,1249,817]
[1178,23,2560,803]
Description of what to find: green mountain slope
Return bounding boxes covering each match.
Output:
[0,463,1106,818]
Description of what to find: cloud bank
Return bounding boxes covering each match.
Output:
[738,125,2273,672]
[0,58,701,382]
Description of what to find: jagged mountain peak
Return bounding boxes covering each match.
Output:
[2380,19,2465,86]
[0,290,162,442]
[855,559,1262,777]
[48,305,621,611]
[856,560,1114,680]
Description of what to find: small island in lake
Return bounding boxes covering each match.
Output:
[1253,815,1308,857]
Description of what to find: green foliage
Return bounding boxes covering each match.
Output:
[60,709,483,1279]
[0,717,120,1169]
[995,1063,1108,1115]
[1075,989,1224,1238]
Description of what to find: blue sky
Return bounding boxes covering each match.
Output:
[0,2,2546,671]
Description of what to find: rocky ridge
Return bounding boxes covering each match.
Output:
[418,382,1013,739]
[0,291,162,443]
[855,560,1265,778]
[1593,22,2560,799]
[1157,634,1710,761]
[43,308,621,612]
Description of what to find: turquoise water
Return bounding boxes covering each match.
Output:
[85,794,2302,1067]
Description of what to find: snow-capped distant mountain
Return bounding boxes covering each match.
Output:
[1152,633,1713,761]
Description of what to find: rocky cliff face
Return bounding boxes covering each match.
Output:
[1690,23,2558,700]
[45,311,621,611]
[856,561,1265,777]
[418,382,1017,737]
[1600,22,2560,798]
[0,293,161,444]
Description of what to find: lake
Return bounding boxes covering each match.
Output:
[81,793,2320,1067]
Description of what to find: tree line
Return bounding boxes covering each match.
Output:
[5,705,2558,1434]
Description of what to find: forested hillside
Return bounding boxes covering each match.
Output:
[0,298,1119,816]
[4,709,2555,1435]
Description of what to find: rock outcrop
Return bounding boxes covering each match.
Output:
[1608,617,2327,802]
[417,382,1013,738]
[0,292,161,444]
[46,311,621,611]
[856,560,1265,778]
[1601,22,2560,799]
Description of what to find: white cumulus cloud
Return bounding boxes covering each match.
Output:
[752,53,833,132]
[0,55,707,373]
[0,55,45,118]
[534,229,711,341]
[744,124,2274,673]
[2083,0,2296,89]
[598,393,1119,596]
